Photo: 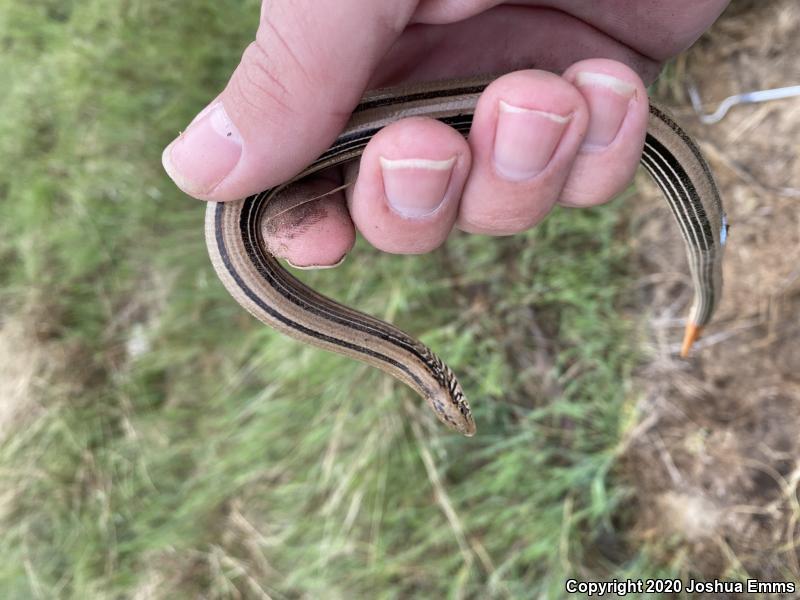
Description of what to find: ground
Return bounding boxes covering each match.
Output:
[625,0,800,583]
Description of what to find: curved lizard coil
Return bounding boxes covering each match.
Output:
[205,77,727,437]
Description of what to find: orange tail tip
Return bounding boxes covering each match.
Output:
[680,323,703,358]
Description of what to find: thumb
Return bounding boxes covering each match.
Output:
[163,0,418,201]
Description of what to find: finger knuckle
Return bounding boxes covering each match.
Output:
[236,40,296,116]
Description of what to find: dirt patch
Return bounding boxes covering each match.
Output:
[0,308,57,443]
[623,0,800,579]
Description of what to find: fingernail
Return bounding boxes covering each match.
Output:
[162,102,242,195]
[574,72,636,148]
[287,255,347,270]
[380,156,456,218]
[493,101,571,181]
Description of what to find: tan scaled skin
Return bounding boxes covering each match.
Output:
[206,77,725,435]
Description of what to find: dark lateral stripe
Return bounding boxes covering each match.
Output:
[354,85,486,113]
[243,196,419,349]
[214,202,429,391]
[641,148,705,255]
[649,104,722,217]
[237,197,448,382]
[640,155,709,321]
[640,143,716,323]
[643,132,718,321]
[644,134,715,247]
[640,152,699,251]
[238,114,475,362]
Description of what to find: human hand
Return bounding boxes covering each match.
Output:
[162,0,729,267]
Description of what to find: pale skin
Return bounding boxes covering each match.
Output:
[162,0,730,267]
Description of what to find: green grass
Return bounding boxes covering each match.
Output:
[1,2,665,597]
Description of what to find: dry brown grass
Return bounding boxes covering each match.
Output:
[624,0,800,580]
[0,299,75,444]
